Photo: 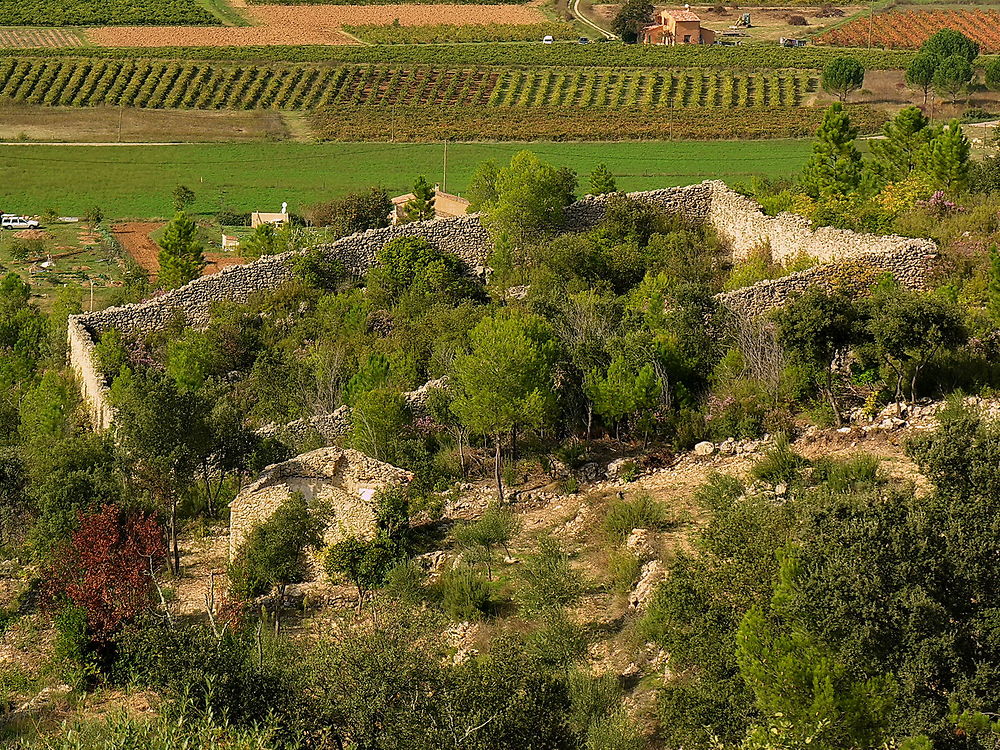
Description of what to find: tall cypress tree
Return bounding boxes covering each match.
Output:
[801,103,862,199]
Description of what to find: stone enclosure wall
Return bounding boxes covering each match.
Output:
[68,181,937,429]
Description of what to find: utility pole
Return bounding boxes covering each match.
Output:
[118,104,124,143]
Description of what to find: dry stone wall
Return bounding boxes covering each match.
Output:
[67,182,937,430]
[705,180,931,265]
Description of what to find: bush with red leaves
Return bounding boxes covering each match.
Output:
[47,504,165,641]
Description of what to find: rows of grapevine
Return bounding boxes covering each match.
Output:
[819,9,1000,52]
[309,104,888,142]
[0,59,819,111]
[0,0,218,26]
[0,42,913,71]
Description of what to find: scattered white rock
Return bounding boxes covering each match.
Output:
[625,528,655,561]
[606,458,637,481]
[694,441,716,456]
[629,560,665,609]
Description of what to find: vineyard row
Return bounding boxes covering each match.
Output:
[0,59,819,110]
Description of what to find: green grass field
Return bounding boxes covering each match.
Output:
[0,140,812,219]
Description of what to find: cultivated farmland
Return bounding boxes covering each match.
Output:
[0,27,83,47]
[309,103,886,140]
[0,0,219,26]
[344,22,577,44]
[88,25,354,47]
[246,3,549,26]
[0,141,814,217]
[0,59,820,110]
[818,9,1000,52]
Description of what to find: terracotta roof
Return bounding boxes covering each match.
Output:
[665,9,701,21]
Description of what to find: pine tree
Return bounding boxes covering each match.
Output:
[588,163,617,195]
[800,103,862,199]
[932,54,974,102]
[869,106,933,183]
[400,175,436,224]
[905,53,939,105]
[927,119,970,191]
[157,212,205,290]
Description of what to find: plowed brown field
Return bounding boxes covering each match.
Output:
[88,24,353,46]
[112,222,246,280]
[248,3,547,26]
[0,27,83,47]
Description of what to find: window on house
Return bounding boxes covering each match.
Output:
[683,34,691,42]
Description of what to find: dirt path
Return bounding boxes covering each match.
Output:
[112,221,248,281]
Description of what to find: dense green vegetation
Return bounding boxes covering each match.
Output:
[0,0,218,26]
[647,417,1000,748]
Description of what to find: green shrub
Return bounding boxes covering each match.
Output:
[568,671,624,736]
[439,565,494,620]
[607,550,642,593]
[517,533,583,614]
[526,608,588,670]
[750,435,807,485]
[585,711,644,750]
[694,472,745,512]
[603,493,671,543]
[383,560,428,606]
[53,604,98,688]
[810,454,882,493]
[228,493,323,600]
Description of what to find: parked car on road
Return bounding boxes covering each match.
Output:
[542,35,554,44]
[578,37,590,44]
[1,214,39,229]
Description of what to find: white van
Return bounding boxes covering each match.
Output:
[542,35,554,44]
[1,215,40,229]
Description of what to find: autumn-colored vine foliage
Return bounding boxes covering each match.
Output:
[47,504,165,640]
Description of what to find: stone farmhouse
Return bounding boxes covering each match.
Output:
[641,9,716,45]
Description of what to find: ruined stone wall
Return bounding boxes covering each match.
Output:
[717,239,939,316]
[705,180,929,265]
[67,181,937,429]
[228,447,413,562]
